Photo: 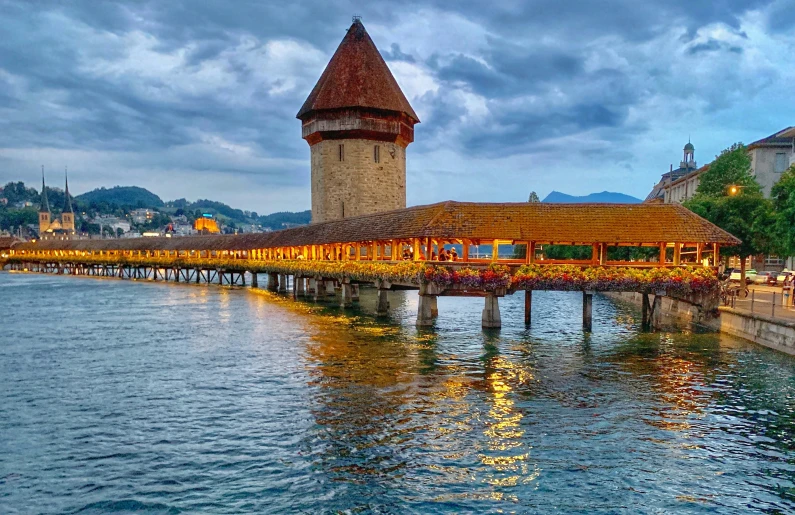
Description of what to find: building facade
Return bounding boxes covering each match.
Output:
[297,18,419,224]
[645,141,699,203]
[38,171,76,240]
[646,127,795,272]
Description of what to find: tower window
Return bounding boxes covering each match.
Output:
[339,144,344,162]
[374,145,380,163]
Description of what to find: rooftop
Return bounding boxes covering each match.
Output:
[296,19,419,122]
[747,126,795,149]
[17,201,740,253]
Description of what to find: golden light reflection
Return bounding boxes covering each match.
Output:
[478,353,541,488]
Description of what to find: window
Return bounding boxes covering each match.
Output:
[775,153,788,173]
[339,144,344,162]
[765,255,784,266]
[374,145,380,163]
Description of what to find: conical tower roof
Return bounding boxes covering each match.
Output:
[297,19,419,123]
[39,168,50,213]
[63,170,74,214]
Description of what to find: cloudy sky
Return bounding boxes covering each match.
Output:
[1,0,793,213]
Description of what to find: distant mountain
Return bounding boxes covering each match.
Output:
[76,186,165,208]
[542,191,642,204]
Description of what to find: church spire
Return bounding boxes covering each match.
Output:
[63,167,74,214]
[39,166,50,213]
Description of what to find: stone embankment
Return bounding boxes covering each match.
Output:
[609,291,795,356]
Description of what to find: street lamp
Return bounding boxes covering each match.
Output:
[728,184,747,196]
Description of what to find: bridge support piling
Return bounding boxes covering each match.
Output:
[641,294,652,331]
[416,294,438,327]
[376,289,390,316]
[313,279,325,302]
[278,274,287,293]
[351,284,360,302]
[582,291,593,332]
[524,290,532,325]
[482,293,502,329]
[250,272,258,288]
[307,278,316,296]
[267,273,278,292]
[340,280,353,308]
[296,277,306,296]
[651,293,664,330]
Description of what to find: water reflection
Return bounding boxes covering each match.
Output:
[2,275,795,513]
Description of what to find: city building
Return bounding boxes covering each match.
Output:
[130,208,157,224]
[748,126,795,196]
[194,215,220,234]
[645,140,699,203]
[38,171,76,240]
[648,127,794,205]
[646,127,795,272]
[298,17,419,224]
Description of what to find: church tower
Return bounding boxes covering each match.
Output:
[681,140,696,170]
[61,170,75,233]
[297,18,419,223]
[38,167,51,235]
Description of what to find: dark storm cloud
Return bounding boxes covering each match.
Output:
[687,39,744,54]
[0,0,789,210]
[382,43,416,63]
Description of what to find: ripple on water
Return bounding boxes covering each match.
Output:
[1,273,795,514]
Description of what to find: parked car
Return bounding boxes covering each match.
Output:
[730,269,757,282]
[719,267,736,281]
[777,270,793,285]
[753,271,777,284]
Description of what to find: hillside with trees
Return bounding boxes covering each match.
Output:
[76,186,165,208]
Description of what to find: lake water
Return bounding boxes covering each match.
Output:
[2,272,795,514]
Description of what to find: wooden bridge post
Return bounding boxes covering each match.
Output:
[482,293,501,329]
[583,291,593,332]
[652,292,665,330]
[278,274,287,293]
[524,290,532,325]
[307,278,316,296]
[351,284,359,302]
[641,294,652,330]
[296,277,306,296]
[250,272,258,288]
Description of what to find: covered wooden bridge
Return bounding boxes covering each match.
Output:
[7,201,739,330]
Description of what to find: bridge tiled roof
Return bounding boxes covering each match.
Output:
[0,236,22,250]
[296,20,419,122]
[15,201,740,254]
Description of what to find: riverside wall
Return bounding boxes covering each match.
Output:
[607,292,795,356]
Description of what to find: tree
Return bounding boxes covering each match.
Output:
[686,194,773,286]
[528,191,540,203]
[685,143,772,287]
[116,227,124,238]
[770,164,795,258]
[695,143,761,197]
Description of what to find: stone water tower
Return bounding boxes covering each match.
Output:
[297,18,419,223]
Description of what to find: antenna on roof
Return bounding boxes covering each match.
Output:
[352,15,362,23]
